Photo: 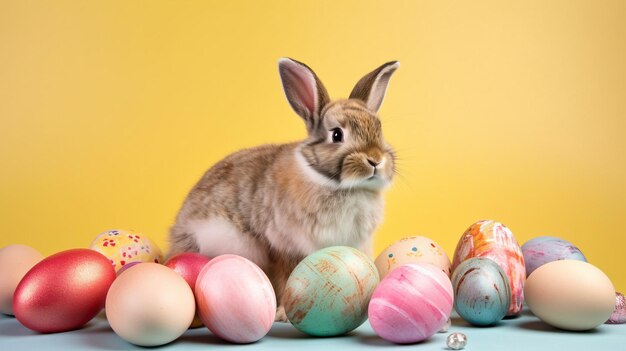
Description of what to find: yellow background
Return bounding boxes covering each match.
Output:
[1,1,624,291]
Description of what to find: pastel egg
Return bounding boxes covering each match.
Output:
[525,260,615,331]
[164,253,212,328]
[606,292,626,324]
[89,229,163,272]
[452,220,526,316]
[283,246,379,337]
[521,236,586,277]
[368,263,453,344]
[195,255,276,343]
[13,249,116,333]
[375,236,452,278]
[451,257,511,326]
[0,244,44,315]
[106,263,195,346]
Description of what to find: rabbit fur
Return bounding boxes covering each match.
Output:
[168,58,400,322]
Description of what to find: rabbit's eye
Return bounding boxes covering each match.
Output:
[331,128,344,143]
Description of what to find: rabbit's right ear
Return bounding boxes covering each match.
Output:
[278,58,330,132]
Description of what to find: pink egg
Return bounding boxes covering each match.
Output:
[368,263,453,344]
[164,253,211,293]
[164,253,212,328]
[195,255,276,343]
[13,249,116,333]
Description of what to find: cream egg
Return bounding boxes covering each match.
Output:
[524,260,615,331]
[0,244,44,315]
[375,236,451,279]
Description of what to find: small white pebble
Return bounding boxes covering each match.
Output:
[447,332,467,350]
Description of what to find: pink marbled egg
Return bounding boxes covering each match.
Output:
[368,263,453,344]
[195,255,276,343]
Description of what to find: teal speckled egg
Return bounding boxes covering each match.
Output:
[283,246,379,336]
[451,257,511,326]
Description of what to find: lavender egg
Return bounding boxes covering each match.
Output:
[451,257,511,326]
[606,292,626,324]
[368,263,453,344]
[521,236,586,277]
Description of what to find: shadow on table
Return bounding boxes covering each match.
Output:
[0,318,39,337]
[517,320,605,334]
[356,334,438,348]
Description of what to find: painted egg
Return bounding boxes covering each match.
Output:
[195,255,276,343]
[283,246,379,337]
[368,263,453,344]
[115,261,141,276]
[375,236,452,278]
[164,253,212,328]
[521,236,586,277]
[13,249,116,333]
[89,229,163,271]
[0,244,44,315]
[525,260,615,331]
[451,257,511,326]
[606,292,626,324]
[106,263,195,346]
[452,220,525,316]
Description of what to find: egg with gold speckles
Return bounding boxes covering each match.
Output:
[375,236,452,279]
[283,246,379,337]
[89,229,163,272]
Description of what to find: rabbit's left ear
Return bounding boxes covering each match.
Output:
[349,61,400,113]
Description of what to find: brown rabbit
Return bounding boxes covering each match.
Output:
[168,58,399,321]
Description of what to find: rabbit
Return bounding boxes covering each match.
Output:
[168,58,400,322]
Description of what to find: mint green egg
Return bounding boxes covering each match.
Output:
[283,246,379,336]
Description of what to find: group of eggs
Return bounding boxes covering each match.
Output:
[0,222,624,347]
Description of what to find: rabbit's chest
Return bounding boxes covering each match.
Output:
[266,191,383,256]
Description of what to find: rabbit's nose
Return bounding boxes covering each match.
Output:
[367,159,380,168]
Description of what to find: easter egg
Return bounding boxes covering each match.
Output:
[452,220,525,316]
[164,253,211,328]
[521,236,586,277]
[525,260,615,330]
[606,292,626,324]
[368,263,453,344]
[89,229,162,271]
[106,263,195,346]
[116,261,141,276]
[0,244,44,315]
[195,254,276,343]
[375,236,452,278]
[13,249,115,333]
[451,257,511,326]
[283,246,379,337]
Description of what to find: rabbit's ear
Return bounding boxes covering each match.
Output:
[278,58,330,131]
[349,61,400,113]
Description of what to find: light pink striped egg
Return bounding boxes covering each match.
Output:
[195,255,276,343]
[368,263,453,344]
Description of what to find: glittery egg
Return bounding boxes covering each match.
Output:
[452,220,525,316]
[14,249,116,333]
[521,236,586,277]
[0,244,44,315]
[451,257,511,326]
[283,246,379,337]
[606,292,626,324]
[525,260,615,331]
[195,255,276,343]
[165,253,212,328]
[89,229,162,271]
[375,236,452,279]
[106,263,195,346]
[368,263,453,344]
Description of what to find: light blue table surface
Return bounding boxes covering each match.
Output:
[1,310,624,351]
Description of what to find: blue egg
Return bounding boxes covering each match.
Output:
[451,257,511,326]
[521,236,586,277]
